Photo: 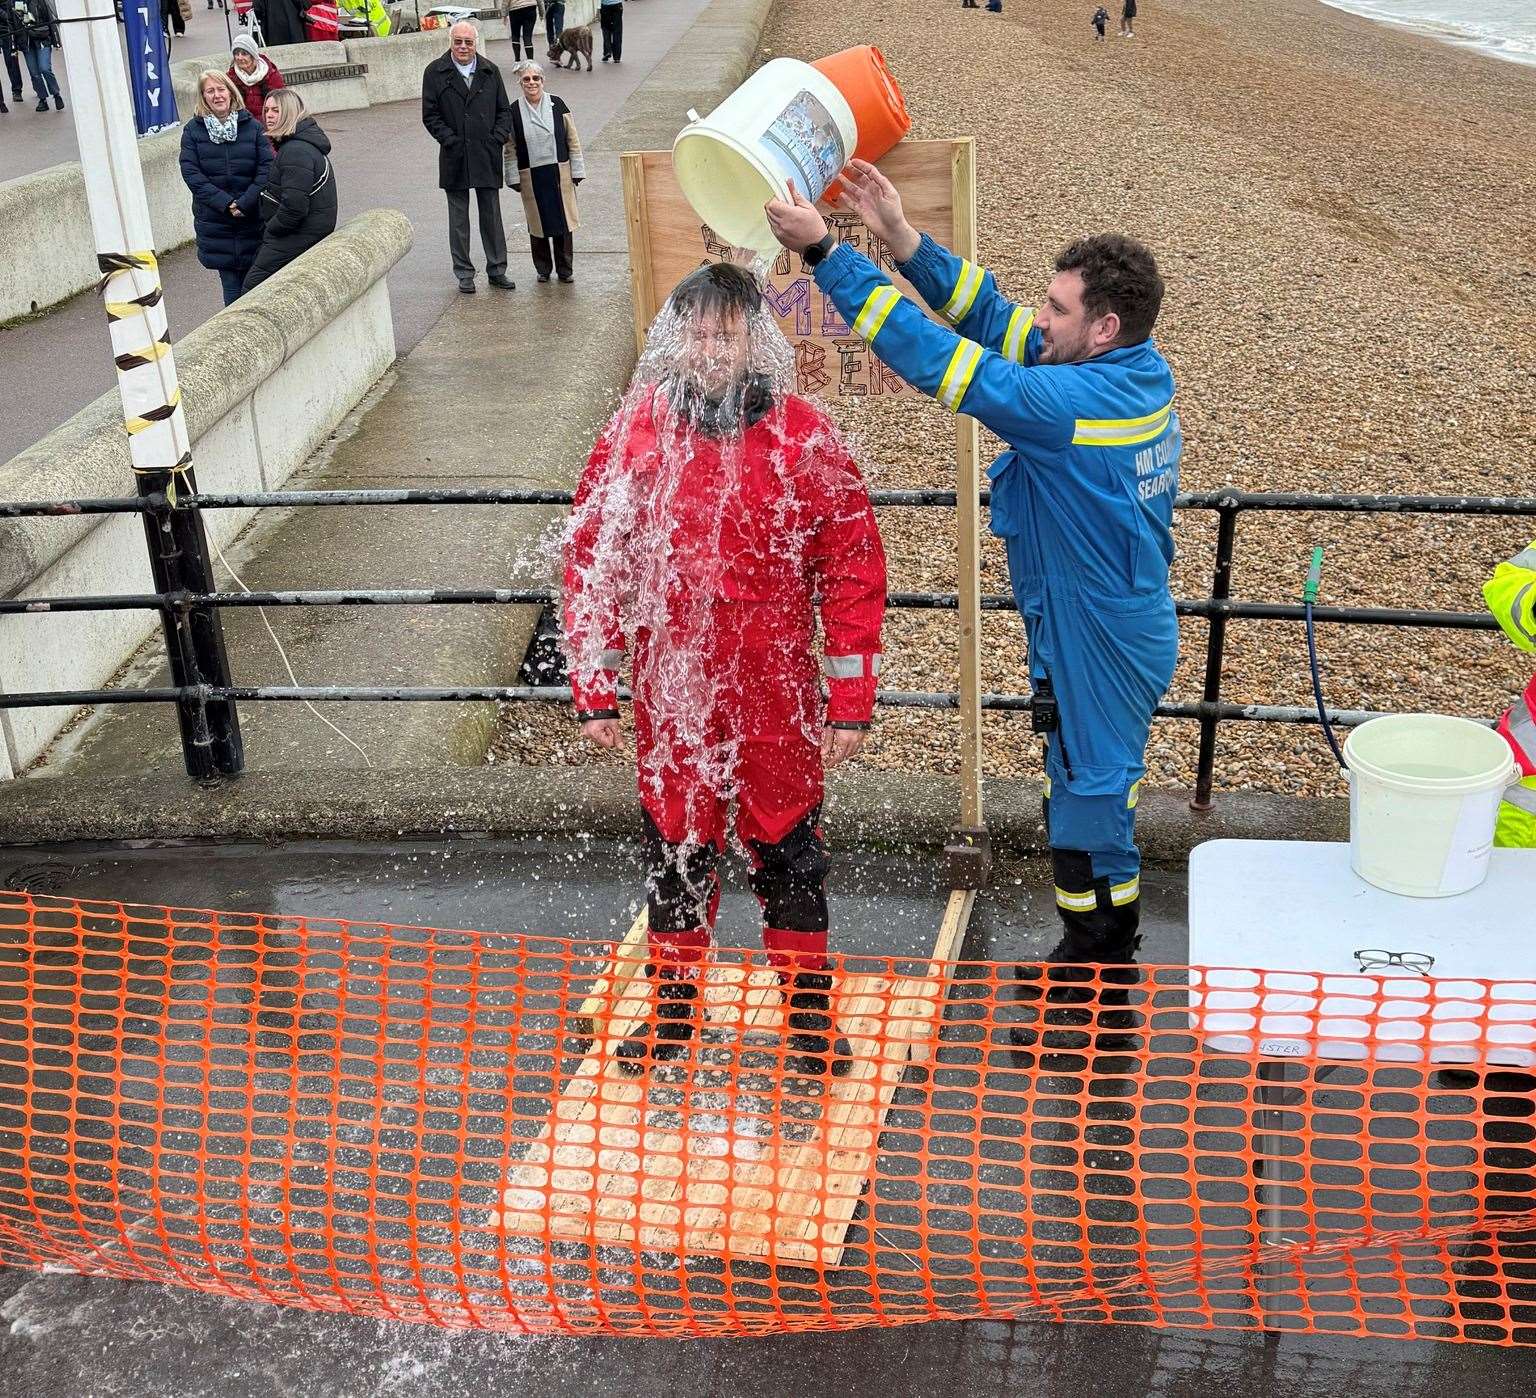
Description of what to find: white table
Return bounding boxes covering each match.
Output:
[1188,839,1536,1069]
[1188,839,1536,1328]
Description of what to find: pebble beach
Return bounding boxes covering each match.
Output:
[491,0,1535,800]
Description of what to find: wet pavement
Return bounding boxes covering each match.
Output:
[0,835,1527,1397]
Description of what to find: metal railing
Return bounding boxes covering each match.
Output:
[3,484,1533,805]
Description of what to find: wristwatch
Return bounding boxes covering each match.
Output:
[802,233,836,268]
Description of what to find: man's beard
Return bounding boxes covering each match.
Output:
[672,373,774,437]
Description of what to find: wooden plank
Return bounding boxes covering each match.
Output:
[620,152,658,361]
[492,893,977,1269]
[568,907,649,1041]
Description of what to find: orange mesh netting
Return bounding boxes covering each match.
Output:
[0,890,1532,1344]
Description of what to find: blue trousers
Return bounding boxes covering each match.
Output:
[23,42,59,102]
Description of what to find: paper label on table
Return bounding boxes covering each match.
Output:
[1259,1038,1308,1057]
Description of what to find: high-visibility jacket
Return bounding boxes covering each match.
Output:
[1486,539,1536,847]
[812,236,1180,800]
[338,0,391,33]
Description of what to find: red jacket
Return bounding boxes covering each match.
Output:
[562,389,886,728]
[227,59,285,124]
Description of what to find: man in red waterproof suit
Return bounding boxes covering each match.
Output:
[562,263,887,1077]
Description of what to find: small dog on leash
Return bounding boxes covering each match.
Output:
[549,24,593,71]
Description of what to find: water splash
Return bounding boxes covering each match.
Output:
[561,263,880,876]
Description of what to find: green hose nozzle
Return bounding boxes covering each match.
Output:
[1303,546,1324,605]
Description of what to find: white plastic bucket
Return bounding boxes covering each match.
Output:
[672,58,857,260]
[1343,713,1516,898]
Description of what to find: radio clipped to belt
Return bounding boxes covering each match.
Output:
[1030,675,1059,734]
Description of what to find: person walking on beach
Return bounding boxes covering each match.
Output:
[1093,6,1108,40]
[766,162,1179,982]
[1120,0,1136,37]
[422,22,516,295]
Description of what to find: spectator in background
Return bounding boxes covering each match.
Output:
[507,61,582,284]
[1120,0,1136,37]
[545,0,564,47]
[507,0,537,61]
[180,70,273,305]
[161,0,190,55]
[598,0,621,63]
[254,0,307,47]
[228,34,285,122]
[14,0,61,112]
[0,0,26,114]
[422,22,515,294]
[243,89,338,292]
[1092,5,1107,39]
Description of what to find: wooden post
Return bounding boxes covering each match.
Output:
[946,138,990,888]
[620,152,657,361]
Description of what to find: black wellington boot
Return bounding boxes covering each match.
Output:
[615,969,699,1076]
[782,971,854,1077]
[1009,903,1143,1063]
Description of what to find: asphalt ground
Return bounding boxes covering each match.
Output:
[0,0,708,463]
[0,836,1529,1397]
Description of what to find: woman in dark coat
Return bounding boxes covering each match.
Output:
[180,70,273,304]
[243,89,339,293]
[506,62,583,283]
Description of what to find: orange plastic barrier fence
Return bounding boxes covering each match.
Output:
[0,890,1532,1345]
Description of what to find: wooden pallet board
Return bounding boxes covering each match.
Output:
[491,891,974,1267]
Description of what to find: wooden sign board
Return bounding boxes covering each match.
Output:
[620,139,974,402]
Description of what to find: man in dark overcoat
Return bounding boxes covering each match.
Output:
[422,23,516,293]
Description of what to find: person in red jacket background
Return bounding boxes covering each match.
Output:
[562,262,887,1078]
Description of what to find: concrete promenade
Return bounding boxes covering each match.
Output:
[1,3,713,463]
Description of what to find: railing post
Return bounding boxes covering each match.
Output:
[140,479,243,780]
[1190,503,1238,812]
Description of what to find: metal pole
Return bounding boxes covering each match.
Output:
[1190,504,1238,812]
[55,0,243,780]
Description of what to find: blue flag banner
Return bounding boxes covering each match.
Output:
[124,0,178,135]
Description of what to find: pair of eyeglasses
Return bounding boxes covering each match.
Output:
[1354,948,1435,975]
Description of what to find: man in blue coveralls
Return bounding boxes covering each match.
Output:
[766,159,1180,973]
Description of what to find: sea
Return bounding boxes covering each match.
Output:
[1320,0,1536,67]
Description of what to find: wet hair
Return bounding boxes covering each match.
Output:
[663,262,765,324]
[1054,234,1164,346]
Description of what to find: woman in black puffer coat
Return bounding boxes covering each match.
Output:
[242,89,339,294]
[180,70,273,305]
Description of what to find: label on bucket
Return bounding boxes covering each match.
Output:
[760,90,848,205]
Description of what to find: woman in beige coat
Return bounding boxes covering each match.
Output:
[505,62,584,283]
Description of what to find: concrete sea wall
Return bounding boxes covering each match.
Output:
[0,209,412,777]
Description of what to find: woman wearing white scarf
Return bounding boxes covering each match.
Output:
[227,33,286,123]
[505,62,585,283]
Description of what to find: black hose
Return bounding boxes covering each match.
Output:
[1306,600,1348,767]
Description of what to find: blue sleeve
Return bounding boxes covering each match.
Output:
[814,243,1073,450]
[895,232,1039,364]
